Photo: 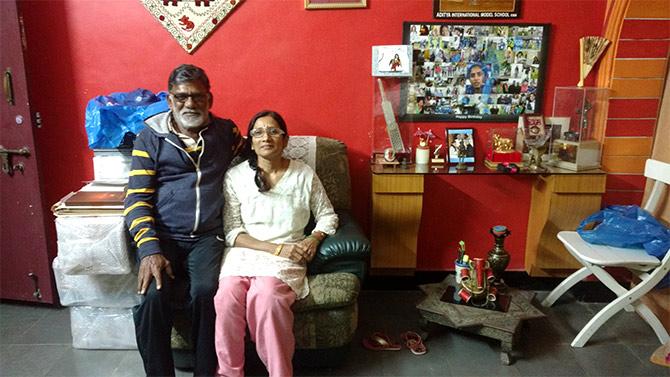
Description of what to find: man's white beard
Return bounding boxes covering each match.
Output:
[174,110,208,131]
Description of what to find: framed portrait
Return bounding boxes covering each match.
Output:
[523,114,545,137]
[446,128,475,164]
[544,116,571,157]
[544,116,571,141]
[433,0,520,19]
[400,22,550,122]
[304,0,366,9]
[372,45,412,77]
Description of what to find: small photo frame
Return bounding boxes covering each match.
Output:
[544,116,571,142]
[446,128,475,164]
[372,45,412,77]
[544,116,571,157]
[523,114,545,137]
[305,0,366,9]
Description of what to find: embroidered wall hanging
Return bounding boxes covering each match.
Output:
[141,0,243,54]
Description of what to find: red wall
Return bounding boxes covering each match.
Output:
[20,0,606,271]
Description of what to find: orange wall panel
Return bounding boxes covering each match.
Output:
[611,79,665,98]
[602,155,648,173]
[613,59,668,79]
[602,137,653,156]
[626,0,670,19]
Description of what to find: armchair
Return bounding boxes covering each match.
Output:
[172,136,371,368]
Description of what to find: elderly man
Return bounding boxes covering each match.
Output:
[125,64,245,376]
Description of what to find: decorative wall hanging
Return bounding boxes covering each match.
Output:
[577,36,610,87]
[401,22,550,122]
[141,0,243,54]
[434,0,520,19]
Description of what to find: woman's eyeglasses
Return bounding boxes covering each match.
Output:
[249,127,285,138]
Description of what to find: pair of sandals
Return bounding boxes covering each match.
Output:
[362,331,427,355]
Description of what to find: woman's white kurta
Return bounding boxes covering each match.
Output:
[219,159,338,299]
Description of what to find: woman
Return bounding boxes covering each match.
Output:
[213,110,338,377]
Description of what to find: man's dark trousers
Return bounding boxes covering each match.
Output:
[133,235,223,377]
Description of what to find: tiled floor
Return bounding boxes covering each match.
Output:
[1,288,667,376]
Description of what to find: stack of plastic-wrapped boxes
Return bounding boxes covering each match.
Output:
[52,150,139,349]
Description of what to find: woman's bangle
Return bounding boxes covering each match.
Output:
[307,235,320,243]
[273,244,283,256]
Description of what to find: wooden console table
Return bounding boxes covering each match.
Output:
[370,163,606,276]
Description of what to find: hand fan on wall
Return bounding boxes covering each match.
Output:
[578,36,610,87]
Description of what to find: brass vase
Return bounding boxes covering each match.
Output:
[487,225,511,281]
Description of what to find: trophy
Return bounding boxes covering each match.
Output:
[522,116,551,171]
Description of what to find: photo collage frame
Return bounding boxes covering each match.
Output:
[401,22,550,122]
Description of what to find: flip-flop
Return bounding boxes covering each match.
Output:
[362,332,401,351]
[400,331,427,355]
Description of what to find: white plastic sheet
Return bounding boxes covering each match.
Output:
[55,216,132,274]
[70,306,137,349]
[53,259,140,307]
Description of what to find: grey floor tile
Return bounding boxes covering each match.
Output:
[1,288,665,377]
[15,307,72,345]
[623,344,670,377]
[0,344,70,377]
[45,348,128,377]
[0,303,49,322]
[515,339,587,376]
[591,308,663,346]
[542,300,623,346]
[572,343,665,377]
[109,350,147,377]
[0,304,48,344]
[438,331,522,376]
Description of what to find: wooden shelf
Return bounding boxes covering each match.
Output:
[369,164,606,276]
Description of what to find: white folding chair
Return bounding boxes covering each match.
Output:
[542,158,670,347]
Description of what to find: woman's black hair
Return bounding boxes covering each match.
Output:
[244,110,289,192]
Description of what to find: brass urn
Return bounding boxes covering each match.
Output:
[487,225,511,281]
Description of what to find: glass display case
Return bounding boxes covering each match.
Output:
[550,87,609,171]
[371,77,413,165]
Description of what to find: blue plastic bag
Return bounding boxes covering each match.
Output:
[85,89,168,149]
[577,205,670,259]
[577,205,670,288]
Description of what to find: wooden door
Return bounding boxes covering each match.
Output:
[0,1,56,303]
